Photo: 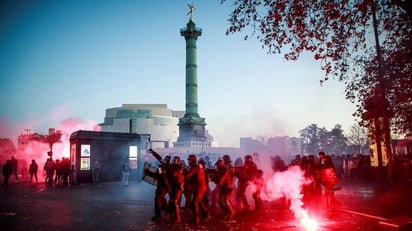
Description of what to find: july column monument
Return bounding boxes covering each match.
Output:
[175,4,210,149]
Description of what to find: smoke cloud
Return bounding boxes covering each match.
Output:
[50,117,102,158]
[0,114,101,182]
[262,166,318,231]
[208,105,296,148]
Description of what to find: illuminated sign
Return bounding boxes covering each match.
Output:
[81,144,91,157]
[80,158,90,170]
[80,144,91,170]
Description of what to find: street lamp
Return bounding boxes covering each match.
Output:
[201,137,207,155]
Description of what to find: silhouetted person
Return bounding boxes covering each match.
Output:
[91,160,101,185]
[214,159,235,220]
[44,158,55,185]
[198,158,211,207]
[147,149,171,221]
[185,154,211,223]
[302,155,317,202]
[235,155,258,211]
[61,157,71,186]
[121,160,132,187]
[54,159,62,185]
[10,156,18,182]
[69,165,76,186]
[252,169,264,212]
[271,155,287,173]
[29,159,38,184]
[168,156,185,224]
[319,155,339,209]
[204,155,214,169]
[183,167,194,213]
[2,160,12,189]
[211,155,234,209]
[318,151,327,165]
[314,151,327,195]
[210,162,221,209]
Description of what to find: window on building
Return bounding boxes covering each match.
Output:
[129,146,138,169]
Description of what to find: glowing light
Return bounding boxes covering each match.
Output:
[298,208,319,231]
[263,165,318,231]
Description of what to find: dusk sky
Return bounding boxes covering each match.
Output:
[0,1,360,147]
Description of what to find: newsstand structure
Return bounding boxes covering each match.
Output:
[69,130,150,184]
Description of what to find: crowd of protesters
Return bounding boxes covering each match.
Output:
[142,149,412,225]
[43,156,73,186]
[306,152,412,183]
[276,152,340,209]
[1,154,76,188]
[2,155,19,189]
[282,152,412,207]
[2,148,411,226]
[140,149,340,224]
[143,149,264,224]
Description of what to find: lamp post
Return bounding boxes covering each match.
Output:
[201,138,204,154]
[371,1,392,180]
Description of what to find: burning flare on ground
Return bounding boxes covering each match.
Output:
[262,165,319,231]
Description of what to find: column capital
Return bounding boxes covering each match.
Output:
[180,20,202,40]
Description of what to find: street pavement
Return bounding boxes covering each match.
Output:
[1,177,411,231]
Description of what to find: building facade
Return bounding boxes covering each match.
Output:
[69,130,150,184]
[99,104,184,148]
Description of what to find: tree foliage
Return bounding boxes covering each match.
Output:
[300,124,349,155]
[222,0,357,78]
[221,0,412,135]
[328,124,348,155]
[221,0,409,79]
[346,123,369,154]
[29,132,62,150]
[346,28,412,135]
[299,123,327,154]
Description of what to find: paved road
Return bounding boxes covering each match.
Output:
[0,178,411,231]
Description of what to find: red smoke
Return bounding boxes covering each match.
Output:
[262,165,319,231]
[8,117,101,182]
[54,117,101,158]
